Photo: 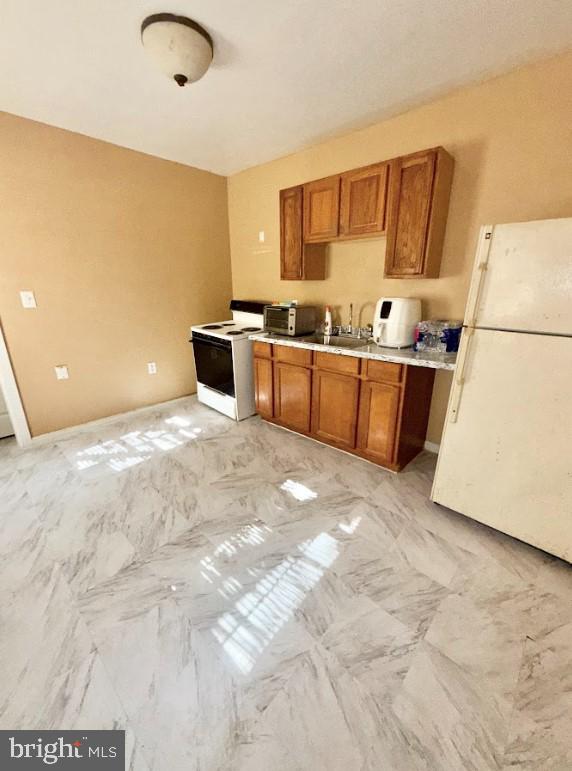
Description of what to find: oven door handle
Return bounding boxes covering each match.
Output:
[191,335,232,351]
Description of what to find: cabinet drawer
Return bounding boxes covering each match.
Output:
[273,346,313,367]
[314,351,360,375]
[365,359,403,384]
[253,341,273,359]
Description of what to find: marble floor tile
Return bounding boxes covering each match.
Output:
[0,500,53,588]
[321,604,419,706]
[392,517,480,589]
[333,538,451,637]
[0,396,570,770]
[424,593,526,720]
[393,640,508,770]
[502,621,572,770]
[0,563,122,731]
[224,644,380,771]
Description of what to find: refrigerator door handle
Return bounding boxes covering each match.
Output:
[464,225,494,327]
[449,327,474,423]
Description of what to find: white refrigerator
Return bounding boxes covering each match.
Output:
[432,217,572,562]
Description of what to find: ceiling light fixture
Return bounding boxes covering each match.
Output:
[141,13,213,87]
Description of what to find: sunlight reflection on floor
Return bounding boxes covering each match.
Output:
[212,531,341,675]
[280,479,318,502]
[74,416,202,473]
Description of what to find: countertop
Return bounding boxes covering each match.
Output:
[249,333,457,371]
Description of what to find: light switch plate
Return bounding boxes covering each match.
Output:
[20,290,37,309]
[147,362,157,375]
[54,365,69,380]
[258,230,265,243]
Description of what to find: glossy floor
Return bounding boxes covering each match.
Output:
[1,397,571,770]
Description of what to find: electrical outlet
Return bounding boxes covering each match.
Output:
[147,362,157,375]
[54,365,69,380]
[20,290,37,309]
[258,230,265,243]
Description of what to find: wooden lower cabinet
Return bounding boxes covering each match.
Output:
[356,380,401,465]
[311,369,360,449]
[254,356,274,419]
[254,346,435,471]
[273,362,312,433]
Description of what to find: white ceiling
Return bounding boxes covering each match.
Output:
[1,1,571,175]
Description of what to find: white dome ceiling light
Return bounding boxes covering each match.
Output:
[141,13,213,87]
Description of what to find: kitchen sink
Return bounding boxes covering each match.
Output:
[301,335,367,348]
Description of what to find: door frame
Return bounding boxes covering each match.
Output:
[0,323,32,447]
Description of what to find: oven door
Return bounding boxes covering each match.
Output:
[192,332,235,397]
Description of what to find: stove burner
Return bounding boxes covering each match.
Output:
[226,330,244,335]
[202,324,223,330]
[242,327,262,332]
[222,322,235,326]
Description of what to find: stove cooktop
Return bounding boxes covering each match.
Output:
[191,312,264,342]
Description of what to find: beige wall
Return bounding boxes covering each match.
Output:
[0,112,232,436]
[2,51,571,442]
[228,51,572,444]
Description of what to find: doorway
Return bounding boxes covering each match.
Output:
[0,386,14,439]
[0,323,31,447]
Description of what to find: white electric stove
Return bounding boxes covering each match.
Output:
[190,300,268,420]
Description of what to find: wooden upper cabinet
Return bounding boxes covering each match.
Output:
[280,185,304,279]
[280,186,326,280]
[303,175,341,242]
[339,162,388,238]
[279,146,453,280]
[384,147,454,278]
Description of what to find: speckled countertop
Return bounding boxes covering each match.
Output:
[249,333,457,371]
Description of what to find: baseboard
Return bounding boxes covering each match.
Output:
[423,440,440,454]
[29,394,195,446]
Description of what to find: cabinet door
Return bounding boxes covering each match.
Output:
[273,363,312,432]
[254,357,274,419]
[339,162,388,238]
[280,185,304,279]
[385,150,436,277]
[303,175,340,242]
[311,370,360,449]
[356,380,401,465]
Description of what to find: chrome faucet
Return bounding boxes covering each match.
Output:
[339,303,373,340]
[357,324,373,340]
